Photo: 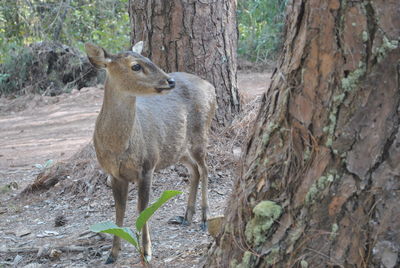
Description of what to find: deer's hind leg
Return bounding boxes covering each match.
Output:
[182,156,201,225]
[190,148,209,231]
[168,150,209,231]
[168,155,200,226]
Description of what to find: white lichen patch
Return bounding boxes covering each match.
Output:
[245,200,282,246]
[233,251,253,268]
[375,36,399,63]
[262,122,279,146]
[305,172,337,204]
[303,147,311,162]
[362,31,369,42]
[341,64,366,92]
[330,223,339,240]
[289,225,304,244]
[265,246,280,265]
[300,259,309,268]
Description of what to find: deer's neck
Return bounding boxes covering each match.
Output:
[95,78,140,153]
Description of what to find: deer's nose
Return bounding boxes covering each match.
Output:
[167,78,175,88]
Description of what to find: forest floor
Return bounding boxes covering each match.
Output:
[0,71,271,268]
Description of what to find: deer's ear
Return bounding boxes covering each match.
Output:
[132,41,144,54]
[85,43,111,69]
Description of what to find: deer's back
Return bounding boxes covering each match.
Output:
[132,72,216,170]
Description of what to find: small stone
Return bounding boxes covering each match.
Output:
[75,253,84,260]
[233,147,242,160]
[106,175,112,187]
[13,254,23,265]
[49,249,62,259]
[208,216,224,238]
[37,244,50,257]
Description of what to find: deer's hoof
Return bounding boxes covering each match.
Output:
[200,221,208,231]
[168,216,189,226]
[144,254,152,263]
[105,255,116,264]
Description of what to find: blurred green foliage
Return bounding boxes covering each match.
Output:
[237,0,288,62]
[0,0,130,63]
[0,0,130,95]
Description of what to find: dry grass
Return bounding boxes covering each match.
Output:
[210,96,262,168]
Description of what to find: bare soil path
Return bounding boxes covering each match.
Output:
[0,71,271,267]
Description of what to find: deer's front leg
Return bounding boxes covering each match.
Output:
[138,169,153,262]
[106,177,129,264]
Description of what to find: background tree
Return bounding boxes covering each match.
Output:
[237,0,287,62]
[206,0,400,267]
[129,0,240,126]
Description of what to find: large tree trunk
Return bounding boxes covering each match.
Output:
[206,1,400,267]
[128,0,240,126]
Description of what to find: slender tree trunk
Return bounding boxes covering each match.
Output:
[128,0,240,126]
[53,0,70,42]
[206,0,400,267]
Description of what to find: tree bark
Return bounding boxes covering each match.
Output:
[206,0,400,267]
[128,0,240,126]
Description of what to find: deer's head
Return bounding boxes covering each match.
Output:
[85,42,175,96]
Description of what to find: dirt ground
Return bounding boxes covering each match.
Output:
[0,71,271,268]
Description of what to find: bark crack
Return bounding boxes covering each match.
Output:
[364,0,378,70]
[333,0,346,66]
[292,1,306,48]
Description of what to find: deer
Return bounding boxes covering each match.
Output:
[85,41,216,264]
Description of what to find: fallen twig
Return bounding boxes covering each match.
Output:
[0,245,88,254]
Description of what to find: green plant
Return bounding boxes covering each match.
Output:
[90,190,182,263]
[34,159,54,171]
[0,43,35,95]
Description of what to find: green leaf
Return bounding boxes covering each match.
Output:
[44,159,54,168]
[90,221,139,249]
[135,190,182,232]
[34,164,43,169]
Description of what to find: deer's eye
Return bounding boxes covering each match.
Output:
[131,64,142,71]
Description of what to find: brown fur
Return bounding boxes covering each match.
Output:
[85,42,216,262]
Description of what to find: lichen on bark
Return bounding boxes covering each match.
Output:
[244,201,282,246]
